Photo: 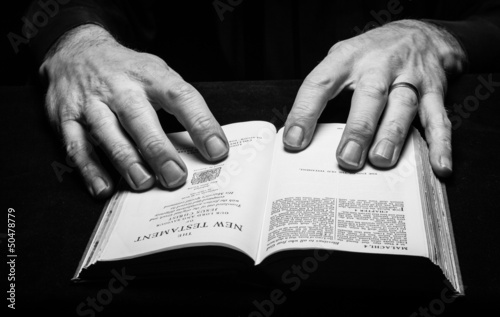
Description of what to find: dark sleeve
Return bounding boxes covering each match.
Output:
[424,0,500,73]
[25,0,155,65]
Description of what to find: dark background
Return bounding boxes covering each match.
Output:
[2,0,491,84]
[2,2,38,85]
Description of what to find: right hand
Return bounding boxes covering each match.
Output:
[41,24,229,198]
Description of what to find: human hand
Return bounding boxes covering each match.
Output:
[283,20,467,177]
[41,24,229,198]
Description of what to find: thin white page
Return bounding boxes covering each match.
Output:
[98,121,276,262]
[256,124,429,263]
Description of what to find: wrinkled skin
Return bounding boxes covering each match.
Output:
[283,20,466,177]
[42,24,229,198]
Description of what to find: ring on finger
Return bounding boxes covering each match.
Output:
[389,82,420,103]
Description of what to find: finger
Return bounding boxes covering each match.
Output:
[283,51,351,150]
[336,69,393,170]
[418,91,453,177]
[110,90,187,189]
[61,119,113,198]
[368,78,420,168]
[84,100,155,191]
[149,77,229,162]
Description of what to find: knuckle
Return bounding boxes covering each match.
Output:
[390,89,419,108]
[141,53,169,68]
[115,93,150,122]
[401,31,420,47]
[443,116,452,131]
[440,115,453,131]
[423,82,446,97]
[79,160,96,179]
[420,70,446,96]
[328,41,345,55]
[290,101,320,122]
[346,118,376,141]
[46,88,81,130]
[141,136,168,159]
[429,113,452,132]
[356,80,389,99]
[188,112,215,134]
[65,140,93,164]
[425,113,452,150]
[327,40,356,59]
[132,54,171,82]
[46,101,62,130]
[386,52,405,70]
[167,81,198,105]
[109,143,134,165]
[408,30,430,48]
[121,105,150,124]
[440,137,452,151]
[429,133,452,151]
[302,76,332,92]
[45,86,58,114]
[88,107,114,131]
[118,91,146,110]
[59,105,80,122]
[436,75,447,92]
[381,120,407,141]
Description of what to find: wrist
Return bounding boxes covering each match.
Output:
[419,20,468,75]
[387,19,468,75]
[40,24,118,78]
[43,24,116,62]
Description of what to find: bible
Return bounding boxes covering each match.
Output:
[73,121,463,295]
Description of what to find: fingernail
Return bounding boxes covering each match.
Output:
[374,139,395,161]
[129,163,152,188]
[205,135,228,160]
[340,141,363,167]
[440,156,452,172]
[284,126,304,148]
[160,160,186,187]
[92,177,108,197]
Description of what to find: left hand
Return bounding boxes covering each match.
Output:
[283,19,467,177]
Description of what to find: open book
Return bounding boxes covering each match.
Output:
[74,121,463,295]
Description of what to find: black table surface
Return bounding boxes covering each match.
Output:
[1,77,499,316]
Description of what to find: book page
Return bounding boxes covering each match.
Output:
[97,121,276,262]
[256,124,429,263]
